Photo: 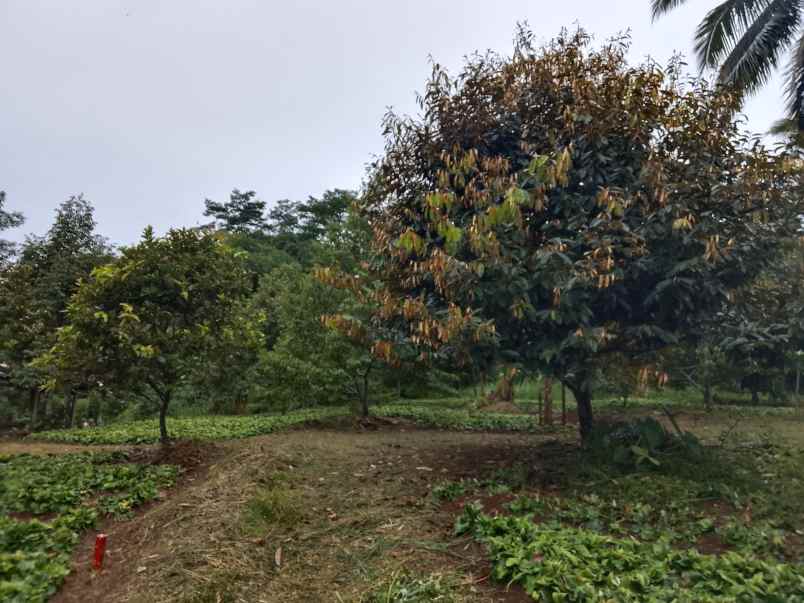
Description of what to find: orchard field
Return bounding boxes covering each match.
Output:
[2,9,804,603]
[2,398,804,602]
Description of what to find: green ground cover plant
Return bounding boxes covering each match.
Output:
[448,434,804,601]
[374,404,544,432]
[34,404,551,445]
[33,407,349,444]
[457,510,804,602]
[0,452,178,602]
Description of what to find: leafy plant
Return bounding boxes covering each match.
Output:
[586,417,703,470]
[0,452,178,602]
[431,481,469,503]
[458,506,804,601]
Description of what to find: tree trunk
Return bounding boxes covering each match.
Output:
[542,377,553,426]
[751,388,759,405]
[66,390,77,428]
[636,372,648,397]
[41,393,49,425]
[360,376,369,418]
[29,388,40,431]
[158,394,171,444]
[537,389,543,425]
[703,382,712,408]
[796,367,800,400]
[561,383,567,426]
[358,365,371,418]
[567,377,594,441]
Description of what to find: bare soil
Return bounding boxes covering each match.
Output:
[0,440,127,456]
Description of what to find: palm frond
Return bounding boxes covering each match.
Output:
[717,0,800,94]
[784,32,804,131]
[650,0,692,21]
[769,117,797,133]
[694,0,770,69]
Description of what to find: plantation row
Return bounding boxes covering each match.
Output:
[434,435,804,602]
[0,452,177,602]
[460,506,804,601]
[32,405,550,445]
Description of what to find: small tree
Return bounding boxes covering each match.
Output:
[256,261,392,418]
[39,228,262,442]
[328,29,802,440]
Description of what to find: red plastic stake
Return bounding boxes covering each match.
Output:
[93,534,107,571]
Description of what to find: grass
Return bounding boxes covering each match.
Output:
[453,374,802,413]
[29,382,803,447]
[241,487,302,535]
[13,390,804,601]
[179,570,242,603]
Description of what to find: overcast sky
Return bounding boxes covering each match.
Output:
[1,0,786,245]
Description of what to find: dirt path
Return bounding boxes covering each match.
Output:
[51,429,558,602]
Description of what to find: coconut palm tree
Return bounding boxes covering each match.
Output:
[651,0,803,133]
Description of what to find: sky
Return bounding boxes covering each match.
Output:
[1,0,787,246]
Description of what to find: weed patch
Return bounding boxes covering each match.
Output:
[361,571,457,603]
[241,487,302,535]
[446,435,804,601]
